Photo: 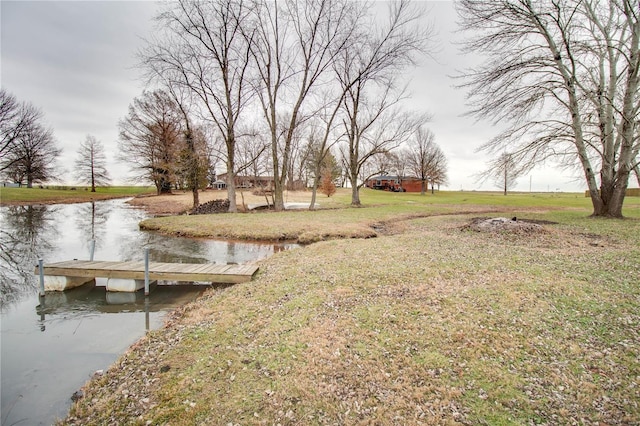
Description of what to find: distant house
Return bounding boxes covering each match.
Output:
[2,182,20,188]
[365,175,424,193]
[211,179,227,190]
[217,173,276,190]
[216,173,310,191]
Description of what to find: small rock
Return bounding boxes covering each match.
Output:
[71,390,84,402]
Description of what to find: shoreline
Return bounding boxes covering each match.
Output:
[0,194,135,207]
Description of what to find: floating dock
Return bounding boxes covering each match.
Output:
[35,260,259,292]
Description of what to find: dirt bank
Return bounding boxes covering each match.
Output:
[128,189,319,216]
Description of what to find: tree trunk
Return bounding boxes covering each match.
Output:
[309,155,325,210]
[159,181,172,194]
[157,169,172,194]
[273,177,285,211]
[503,167,507,195]
[591,184,627,218]
[192,185,199,209]
[351,183,360,206]
[607,185,627,218]
[226,163,237,213]
[309,178,319,211]
[272,134,288,212]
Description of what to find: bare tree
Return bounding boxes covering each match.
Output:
[0,89,35,166]
[381,150,412,191]
[1,91,59,183]
[118,90,184,194]
[74,135,110,192]
[305,92,353,210]
[142,0,255,212]
[406,127,447,195]
[229,125,271,207]
[335,0,433,206]
[307,135,342,197]
[340,90,425,204]
[428,152,448,193]
[249,0,360,211]
[2,119,60,187]
[457,0,640,217]
[476,152,524,196]
[370,151,396,177]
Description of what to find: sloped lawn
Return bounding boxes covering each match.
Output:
[64,209,640,425]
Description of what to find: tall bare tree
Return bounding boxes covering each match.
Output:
[142,0,254,212]
[457,0,640,217]
[249,0,359,211]
[335,0,433,206]
[476,152,524,196]
[406,127,447,195]
[305,92,352,210]
[74,135,110,192]
[118,90,184,194]
[340,89,426,204]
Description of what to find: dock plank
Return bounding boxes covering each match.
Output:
[35,260,258,284]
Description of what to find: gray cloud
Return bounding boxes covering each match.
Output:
[1,0,591,192]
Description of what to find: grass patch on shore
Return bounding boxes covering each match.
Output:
[65,208,640,425]
[139,189,639,243]
[64,190,640,424]
[0,186,154,205]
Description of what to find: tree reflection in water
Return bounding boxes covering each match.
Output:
[74,201,110,253]
[0,199,297,306]
[118,231,211,264]
[0,205,59,305]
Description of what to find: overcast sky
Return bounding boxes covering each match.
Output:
[1,0,606,192]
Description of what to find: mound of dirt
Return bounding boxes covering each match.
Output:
[465,217,547,233]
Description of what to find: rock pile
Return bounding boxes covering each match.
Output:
[466,217,544,233]
[190,199,230,215]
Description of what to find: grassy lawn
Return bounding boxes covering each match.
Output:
[64,190,640,425]
[0,186,155,205]
[140,189,638,242]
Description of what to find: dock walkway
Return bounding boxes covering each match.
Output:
[36,260,259,292]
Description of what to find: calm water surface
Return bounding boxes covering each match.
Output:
[0,198,295,425]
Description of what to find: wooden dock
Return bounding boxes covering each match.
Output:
[36,260,259,292]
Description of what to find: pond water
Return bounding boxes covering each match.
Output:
[0,198,295,426]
